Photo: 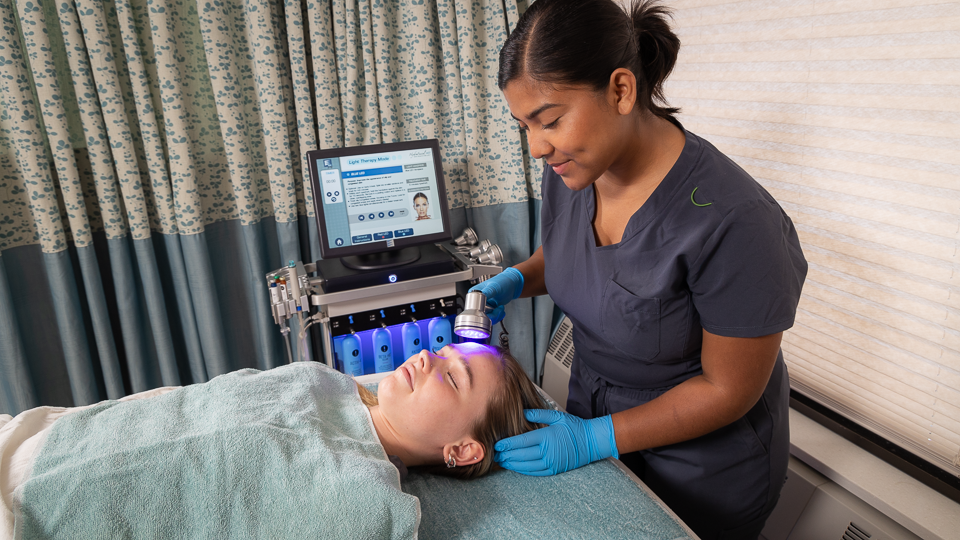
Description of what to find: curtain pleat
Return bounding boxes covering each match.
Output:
[178,233,231,378]
[238,224,287,369]
[105,237,157,393]
[0,254,37,413]
[74,246,125,399]
[154,233,209,383]
[43,252,101,405]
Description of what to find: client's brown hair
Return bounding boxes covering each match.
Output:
[441,345,545,479]
[355,345,545,479]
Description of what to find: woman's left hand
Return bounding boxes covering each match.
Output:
[494,409,618,476]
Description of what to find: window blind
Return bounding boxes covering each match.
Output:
[664,0,960,477]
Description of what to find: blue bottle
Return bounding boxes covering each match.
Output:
[373,327,394,373]
[342,333,363,376]
[428,317,451,353]
[333,336,345,372]
[401,322,422,360]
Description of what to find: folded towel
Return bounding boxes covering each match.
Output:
[14,362,420,539]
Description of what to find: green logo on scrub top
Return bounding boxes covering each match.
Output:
[691,187,712,207]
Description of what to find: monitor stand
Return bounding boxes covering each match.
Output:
[340,246,422,271]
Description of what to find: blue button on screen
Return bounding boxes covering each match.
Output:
[394,228,414,237]
[351,234,372,243]
[374,231,394,240]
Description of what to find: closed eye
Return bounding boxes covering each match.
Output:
[542,117,560,129]
[447,371,459,390]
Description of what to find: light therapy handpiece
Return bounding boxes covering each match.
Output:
[373,327,393,373]
[428,317,451,353]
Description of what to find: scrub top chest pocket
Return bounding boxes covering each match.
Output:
[600,280,661,361]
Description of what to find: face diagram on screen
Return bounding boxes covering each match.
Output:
[315,147,445,250]
[413,193,431,220]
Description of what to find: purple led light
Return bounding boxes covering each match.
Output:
[455,328,490,339]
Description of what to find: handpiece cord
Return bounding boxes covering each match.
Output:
[297,316,324,362]
[283,333,294,364]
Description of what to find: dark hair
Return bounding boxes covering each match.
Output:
[498,0,680,119]
[413,192,428,202]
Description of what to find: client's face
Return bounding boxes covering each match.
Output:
[377,343,500,450]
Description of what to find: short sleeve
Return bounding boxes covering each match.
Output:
[689,199,807,338]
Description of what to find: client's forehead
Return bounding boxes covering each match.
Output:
[451,342,496,357]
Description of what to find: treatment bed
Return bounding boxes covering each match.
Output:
[2,365,697,539]
[358,371,699,540]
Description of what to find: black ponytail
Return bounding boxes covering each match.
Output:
[631,1,680,118]
[498,0,680,120]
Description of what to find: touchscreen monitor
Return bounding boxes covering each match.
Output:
[307,139,451,266]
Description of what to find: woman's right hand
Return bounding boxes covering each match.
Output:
[468,267,525,324]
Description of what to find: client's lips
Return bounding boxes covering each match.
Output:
[400,364,414,391]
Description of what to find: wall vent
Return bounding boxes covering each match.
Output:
[843,522,871,540]
[541,316,575,406]
[546,317,574,369]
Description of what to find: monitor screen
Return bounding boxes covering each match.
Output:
[307,139,452,260]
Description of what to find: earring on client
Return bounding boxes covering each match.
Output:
[446,454,456,468]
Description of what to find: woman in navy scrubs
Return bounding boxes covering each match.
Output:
[471,1,808,538]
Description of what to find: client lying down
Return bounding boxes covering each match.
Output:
[0,343,543,539]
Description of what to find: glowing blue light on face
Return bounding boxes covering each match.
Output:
[455,328,490,340]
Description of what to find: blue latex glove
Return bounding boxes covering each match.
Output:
[468,267,524,325]
[494,409,619,476]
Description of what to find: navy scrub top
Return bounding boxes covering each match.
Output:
[542,126,807,391]
[541,124,807,539]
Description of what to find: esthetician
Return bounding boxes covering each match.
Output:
[470,1,808,538]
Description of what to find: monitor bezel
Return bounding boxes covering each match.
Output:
[307,139,453,260]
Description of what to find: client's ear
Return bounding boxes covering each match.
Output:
[444,440,484,466]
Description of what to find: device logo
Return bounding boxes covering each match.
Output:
[436,336,444,343]
[388,274,398,283]
[351,350,359,357]
[323,159,332,168]
[408,150,431,157]
[380,345,388,352]
[414,338,419,346]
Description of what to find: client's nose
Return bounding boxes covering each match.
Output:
[418,350,435,371]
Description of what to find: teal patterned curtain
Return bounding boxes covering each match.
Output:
[0,0,551,415]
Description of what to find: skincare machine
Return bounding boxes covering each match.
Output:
[265,139,505,373]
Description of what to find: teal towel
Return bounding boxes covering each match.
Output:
[404,461,691,539]
[14,363,420,540]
